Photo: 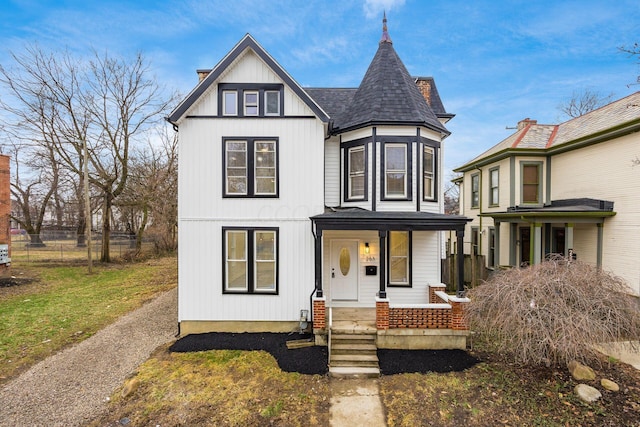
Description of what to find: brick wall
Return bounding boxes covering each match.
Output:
[388,307,451,329]
[376,300,389,329]
[312,298,326,330]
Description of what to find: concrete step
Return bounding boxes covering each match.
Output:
[331,333,376,342]
[331,343,377,352]
[329,366,380,378]
[330,354,379,364]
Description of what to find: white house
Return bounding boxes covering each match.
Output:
[454,92,640,297]
[168,17,471,373]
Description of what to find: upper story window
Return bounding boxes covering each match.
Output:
[471,173,479,208]
[489,167,499,206]
[383,143,411,200]
[218,84,284,117]
[521,162,542,204]
[347,146,366,200]
[223,91,238,116]
[223,227,278,294]
[423,145,435,201]
[243,91,259,116]
[265,91,280,115]
[389,230,411,286]
[223,137,278,197]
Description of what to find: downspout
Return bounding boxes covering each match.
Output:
[475,167,483,256]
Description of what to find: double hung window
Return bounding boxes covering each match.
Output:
[471,173,479,208]
[347,146,365,200]
[224,228,278,294]
[521,163,541,204]
[224,138,278,197]
[384,144,409,199]
[489,167,499,206]
[423,146,435,201]
[389,231,410,286]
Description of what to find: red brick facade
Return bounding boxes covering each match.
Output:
[376,284,469,330]
[312,298,326,329]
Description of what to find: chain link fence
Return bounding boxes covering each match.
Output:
[10,231,156,262]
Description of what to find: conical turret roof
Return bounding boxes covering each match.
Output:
[333,16,448,135]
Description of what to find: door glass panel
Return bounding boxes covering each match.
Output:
[339,247,350,276]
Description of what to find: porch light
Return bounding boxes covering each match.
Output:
[364,242,370,254]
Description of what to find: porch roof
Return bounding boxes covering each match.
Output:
[310,208,470,232]
[481,198,616,223]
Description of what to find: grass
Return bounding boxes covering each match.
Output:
[0,256,176,382]
[89,346,330,427]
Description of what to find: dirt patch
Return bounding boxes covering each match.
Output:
[378,349,480,374]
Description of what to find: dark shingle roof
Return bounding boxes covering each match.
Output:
[332,42,448,135]
[304,88,356,121]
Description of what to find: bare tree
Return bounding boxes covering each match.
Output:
[558,88,614,119]
[0,45,175,262]
[117,127,178,254]
[619,42,640,86]
[444,172,461,215]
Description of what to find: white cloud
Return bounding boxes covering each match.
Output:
[363,0,406,19]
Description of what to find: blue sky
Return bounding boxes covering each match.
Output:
[2,0,639,175]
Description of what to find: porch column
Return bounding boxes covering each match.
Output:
[378,230,387,298]
[565,223,574,260]
[456,228,465,297]
[495,221,501,267]
[531,222,542,265]
[596,223,603,269]
[314,229,323,297]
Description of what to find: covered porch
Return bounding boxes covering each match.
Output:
[484,198,616,268]
[309,208,472,352]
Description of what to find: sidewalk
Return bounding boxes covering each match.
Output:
[330,378,386,426]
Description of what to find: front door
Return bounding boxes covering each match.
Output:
[330,240,358,301]
[520,227,531,266]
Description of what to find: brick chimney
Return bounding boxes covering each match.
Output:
[197,69,212,82]
[415,78,434,109]
[517,118,537,130]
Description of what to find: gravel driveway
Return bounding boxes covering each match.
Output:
[0,287,177,427]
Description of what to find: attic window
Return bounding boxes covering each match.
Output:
[218,84,284,117]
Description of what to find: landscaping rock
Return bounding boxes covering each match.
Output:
[601,378,620,392]
[575,384,602,403]
[568,360,596,381]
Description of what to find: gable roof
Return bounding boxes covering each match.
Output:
[332,38,449,135]
[455,91,640,172]
[167,34,330,125]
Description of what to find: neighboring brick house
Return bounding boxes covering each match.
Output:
[454,92,640,297]
[168,16,471,374]
[0,155,11,269]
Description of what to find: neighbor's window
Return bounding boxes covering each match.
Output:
[265,91,280,116]
[471,173,479,208]
[348,146,365,200]
[224,138,278,197]
[389,231,410,286]
[224,228,278,294]
[489,167,499,206]
[423,145,435,201]
[223,91,238,116]
[384,144,408,199]
[522,163,541,204]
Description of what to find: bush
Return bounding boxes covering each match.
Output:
[465,257,640,367]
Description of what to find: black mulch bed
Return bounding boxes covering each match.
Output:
[170,332,480,376]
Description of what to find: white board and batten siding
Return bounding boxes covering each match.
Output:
[178,48,328,323]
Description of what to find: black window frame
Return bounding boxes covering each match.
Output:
[222,227,279,295]
[381,142,413,201]
[217,83,284,117]
[342,138,369,202]
[387,230,412,287]
[222,137,279,198]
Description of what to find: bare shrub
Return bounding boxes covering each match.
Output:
[465,257,640,367]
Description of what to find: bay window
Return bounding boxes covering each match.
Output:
[423,145,435,201]
[383,143,410,199]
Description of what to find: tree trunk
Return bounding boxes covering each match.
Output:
[100,195,112,262]
[135,205,148,251]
